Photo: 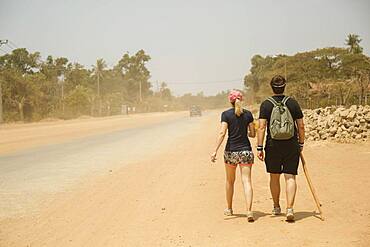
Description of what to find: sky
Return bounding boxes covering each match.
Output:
[0,0,369,96]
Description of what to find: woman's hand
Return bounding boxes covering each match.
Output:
[210,151,217,163]
[257,150,264,161]
[211,122,227,164]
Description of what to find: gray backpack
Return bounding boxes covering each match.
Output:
[267,96,294,140]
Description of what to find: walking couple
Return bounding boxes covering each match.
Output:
[210,75,305,222]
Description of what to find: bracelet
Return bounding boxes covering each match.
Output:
[299,143,304,147]
[256,145,263,151]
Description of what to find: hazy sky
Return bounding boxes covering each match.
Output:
[0,0,369,95]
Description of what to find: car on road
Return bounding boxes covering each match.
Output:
[189,105,202,117]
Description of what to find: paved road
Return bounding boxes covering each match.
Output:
[0,113,207,217]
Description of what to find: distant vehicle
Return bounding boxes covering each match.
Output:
[189,105,202,117]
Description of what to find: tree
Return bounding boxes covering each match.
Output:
[92,58,107,116]
[346,34,363,54]
[159,82,172,100]
[0,48,42,121]
[0,47,232,120]
[243,43,370,107]
[340,52,370,105]
[39,56,69,117]
[115,50,152,104]
[64,85,91,117]
[0,48,40,74]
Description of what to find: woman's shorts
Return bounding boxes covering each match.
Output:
[224,150,254,167]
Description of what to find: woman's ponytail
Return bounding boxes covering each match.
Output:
[234,98,242,117]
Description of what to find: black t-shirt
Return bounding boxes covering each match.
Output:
[259,95,303,143]
[221,108,254,151]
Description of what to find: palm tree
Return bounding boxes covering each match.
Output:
[345,34,363,54]
[93,58,106,116]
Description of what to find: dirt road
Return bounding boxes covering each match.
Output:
[1,110,369,246]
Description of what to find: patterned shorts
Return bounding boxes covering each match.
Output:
[224,150,254,166]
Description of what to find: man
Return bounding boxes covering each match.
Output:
[257,75,305,222]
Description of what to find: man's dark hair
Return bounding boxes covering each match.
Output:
[270,75,286,94]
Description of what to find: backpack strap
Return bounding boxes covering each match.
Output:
[282,96,290,105]
[267,97,278,106]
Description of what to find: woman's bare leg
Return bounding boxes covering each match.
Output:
[225,164,236,209]
[240,165,253,211]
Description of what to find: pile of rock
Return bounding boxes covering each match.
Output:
[303,105,370,142]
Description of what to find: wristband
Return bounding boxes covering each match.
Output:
[299,143,304,147]
[257,145,263,151]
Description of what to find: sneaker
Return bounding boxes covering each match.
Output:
[272,206,281,216]
[286,208,295,221]
[224,208,233,216]
[247,211,254,222]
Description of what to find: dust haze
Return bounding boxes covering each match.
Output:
[1,1,370,246]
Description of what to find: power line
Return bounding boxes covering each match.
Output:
[0,47,8,54]
[0,39,18,52]
[0,39,15,54]
[0,40,10,54]
[8,40,18,49]
[6,43,16,50]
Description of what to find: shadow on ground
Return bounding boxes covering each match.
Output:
[224,211,269,221]
[224,210,322,222]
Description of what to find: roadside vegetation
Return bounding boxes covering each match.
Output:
[0,49,229,122]
[244,34,370,108]
[0,34,369,123]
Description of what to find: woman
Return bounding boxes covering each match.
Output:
[211,90,256,222]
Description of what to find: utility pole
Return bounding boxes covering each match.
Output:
[139,80,142,102]
[97,72,101,116]
[62,82,64,116]
[58,74,65,118]
[0,40,8,124]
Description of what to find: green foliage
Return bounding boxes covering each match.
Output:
[0,48,229,122]
[0,48,40,74]
[244,36,370,108]
[0,49,45,121]
[114,50,152,104]
[64,85,91,118]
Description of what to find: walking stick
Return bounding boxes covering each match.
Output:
[300,153,324,221]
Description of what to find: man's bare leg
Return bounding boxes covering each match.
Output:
[284,173,297,208]
[284,173,297,221]
[270,173,281,207]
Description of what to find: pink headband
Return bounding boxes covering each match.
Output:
[228,90,243,103]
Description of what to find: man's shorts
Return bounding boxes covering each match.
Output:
[264,141,300,175]
[224,150,254,167]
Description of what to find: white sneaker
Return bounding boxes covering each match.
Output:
[272,206,281,216]
[224,208,233,216]
[286,208,295,221]
[247,211,254,222]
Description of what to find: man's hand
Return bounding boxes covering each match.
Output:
[210,151,217,163]
[257,150,264,161]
